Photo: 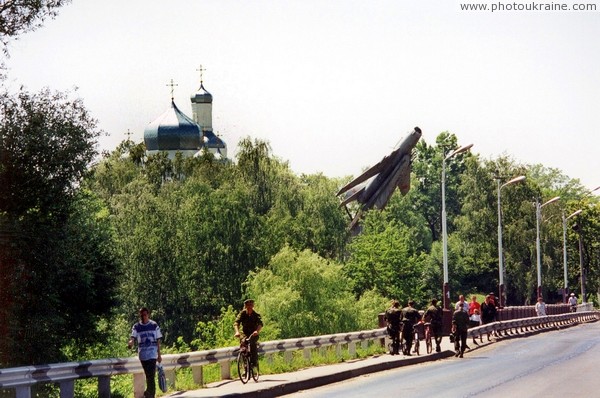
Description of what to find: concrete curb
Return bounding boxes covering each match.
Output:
[217,351,455,398]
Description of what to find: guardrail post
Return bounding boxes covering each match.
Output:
[133,372,145,398]
[284,351,293,363]
[220,361,230,380]
[15,386,31,398]
[59,380,75,398]
[192,365,203,385]
[361,340,369,350]
[336,343,342,358]
[98,376,111,398]
[303,348,311,361]
[165,368,176,390]
[348,342,356,357]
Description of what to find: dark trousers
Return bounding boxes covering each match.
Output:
[141,358,157,398]
[247,334,259,365]
[431,323,443,350]
[387,326,400,354]
[454,329,468,353]
[402,323,414,354]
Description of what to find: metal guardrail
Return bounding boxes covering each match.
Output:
[1,311,597,398]
[0,328,387,398]
[467,309,598,340]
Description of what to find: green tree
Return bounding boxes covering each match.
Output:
[344,210,427,306]
[245,247,360,338]
[0,87,118,366]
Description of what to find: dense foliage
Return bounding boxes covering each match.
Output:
[0,88,118,366]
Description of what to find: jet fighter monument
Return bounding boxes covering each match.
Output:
[336,126,422,234]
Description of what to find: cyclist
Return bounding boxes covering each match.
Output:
[401,300,420,356]
[384,300,402,355]
[422,298,443,353]
[234,299,263,366]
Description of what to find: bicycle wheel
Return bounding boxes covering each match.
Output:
[237,352,251,384]
[426,335,433,354]
[413,337,420,356]
[251,360,259,382]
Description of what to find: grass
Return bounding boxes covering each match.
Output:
[32,341,386,397]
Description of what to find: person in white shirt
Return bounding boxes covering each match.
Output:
[535,297,547,317]
[128,307,162,398]
[455,295,468,313]
[568,293,578,312]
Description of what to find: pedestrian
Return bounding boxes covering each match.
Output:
[454,294,469,313]
[489,292,500,310]
[384,300,402,355]
[401,300,420,356]
[128,307,162,398]
[452,302,470,358]
[568,293,577,312]
[234,299,263,366]
[481,294,497,341]
[535,297,547,317]
[469,308,482,345]
[422,298,443,353]
[468,295,481,316]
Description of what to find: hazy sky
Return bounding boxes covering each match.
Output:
[4,0,600,189]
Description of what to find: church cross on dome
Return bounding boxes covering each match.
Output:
[166,79,178,101]
[196,64,206,86]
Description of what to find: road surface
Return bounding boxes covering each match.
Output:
[289,322,600,397]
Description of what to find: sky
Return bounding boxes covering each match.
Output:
[3,0,600,189]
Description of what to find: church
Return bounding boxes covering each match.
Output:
[143,73,227,159]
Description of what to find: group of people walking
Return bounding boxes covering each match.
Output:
[384,298,445,356]
[451,293,498,357]
[385,293,500,359]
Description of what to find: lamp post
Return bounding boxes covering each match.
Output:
[535,196,560,299]
[569,186,599,304]
[562,209,582,302]
[441,143,473,309]
[496,175,526,307]
[572,221,586,303]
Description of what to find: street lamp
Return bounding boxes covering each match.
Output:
[535,196,560,299]
[441,143,473,309]
[569,185,599,303]
[562,209,582,302]
[496,175,526,307]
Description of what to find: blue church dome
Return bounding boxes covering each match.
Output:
[144,101,201,151]
[191,83,213,104]
[202,130,226,149]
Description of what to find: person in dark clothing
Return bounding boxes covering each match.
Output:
[234,299,263,366]
[401,300,420,356]
[480,294,497,341]
[452,303,470,358]
[384,300,402,355]
[422,298,443,353]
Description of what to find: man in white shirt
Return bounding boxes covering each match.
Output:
[455,295,468,313]
[128,307,162,398]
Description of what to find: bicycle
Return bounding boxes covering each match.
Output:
[423,322,433,354]
[412,322,425,356]
[237,338,259,383]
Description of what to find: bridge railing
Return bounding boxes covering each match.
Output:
[1,310,597,398]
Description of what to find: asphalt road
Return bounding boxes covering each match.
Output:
[288,322,600,398]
